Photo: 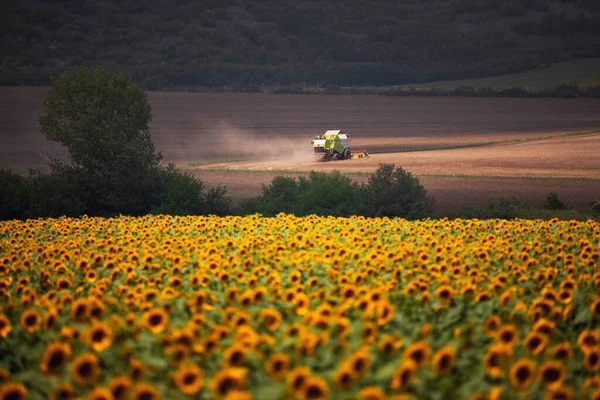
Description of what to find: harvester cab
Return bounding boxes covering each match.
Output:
[311,130,369,161]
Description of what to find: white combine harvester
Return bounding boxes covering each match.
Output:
[311,130,369,161]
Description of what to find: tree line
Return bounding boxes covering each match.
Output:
[2,0,599,87]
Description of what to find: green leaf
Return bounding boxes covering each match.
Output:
[253,383,286,400]
[373,359,399,382]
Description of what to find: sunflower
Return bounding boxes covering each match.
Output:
[591,387,600,400]
[43,308,59,330]
[432,346,456,376]
[223,344,248,368]
[403,341,431,368]
[49,383,74,400]
[538,361,565,390]
[584,348,600,372]
[0,382,27,400]
[210,368,247,398]
[378,335,402,357]
[40,341,72,376]
[509,359,535,392]
[129,359,145,381]
[287,366,311,396]
[390,360,417,390]
[362,321,378,343]
[348,350,371,378]
[173,364,204,396]
[143,308,168,334]
[108,376,132,400]
[544,387,573,400]
[577,329,598,352]
[69,298,89,322]
[483,344,511,378]
[266,353,290,381]
[302,376,329,400]
[483,315,501,337]
[552,342,572,360]
[167,344,190,367]
[0,315,11,338]
[357,387,386,400]
[590,298,600,317]
[71,353,99,385]
[496,324,519,348]
[375,301,394,326]
[258,308,282,332]
[86,387,112,400]
[87,321,113,352]
[334,362,357,391]
[435,285,456,303]
[20,308,41,334]
[523,332,548,356]
[130,383,160,400]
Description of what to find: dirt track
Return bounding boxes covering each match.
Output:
[201,133,600,180]
[1,87,599,212]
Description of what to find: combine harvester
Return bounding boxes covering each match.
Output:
[311,130,369,161]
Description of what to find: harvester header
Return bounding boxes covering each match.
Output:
[311,130,369,161]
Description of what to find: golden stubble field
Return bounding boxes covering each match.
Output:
[1,87,599,212]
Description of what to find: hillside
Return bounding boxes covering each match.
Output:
[2,0,600,87]
[409,58,600,90]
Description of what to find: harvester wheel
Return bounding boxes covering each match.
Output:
[342,149,351,160]
[332,153,339,161]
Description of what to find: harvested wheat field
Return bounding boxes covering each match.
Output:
[1,87,599,212]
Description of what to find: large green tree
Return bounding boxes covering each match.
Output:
[40,66,162,173]
[39,67,164,216]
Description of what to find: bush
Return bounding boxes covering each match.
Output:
[361,163,434,219]
[295,171,362,216]
[236,171,362,217]
[543,192,567,210]
[485,195,530,219]
[0,169,28,220]
[203,185,233,216]
[591,201,600,215]
[237,176,300,216]
[151,165,206,216]
[151,165,232,216]
[26,165,88,219]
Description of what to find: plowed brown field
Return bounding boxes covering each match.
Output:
[1,87,599,212]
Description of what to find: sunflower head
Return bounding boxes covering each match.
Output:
[432,346,456,376]
[0,382,28,400]
[71,352,100,385]
[523,332,548,356]
[87,321,113,352]
[286,366,311,395]
[303,376,329,400]
[403,341,431,368]
[40,341,72,376]
[538,361,566,390]
[390,359,417,390]
[173,364,204,396]
[20,308,41,334]
[509,359,536,392]
[130,383,160,400]
[210,368,247,398]
[109,376,132,400]
[266,353,289,381]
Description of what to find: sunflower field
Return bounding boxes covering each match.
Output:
[0,215,599,400]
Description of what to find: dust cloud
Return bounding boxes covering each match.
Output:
[194,121,317,165]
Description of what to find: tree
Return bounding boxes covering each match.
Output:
[362,163,434,219]
[39,66,164,216]
[40,66,162,174]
